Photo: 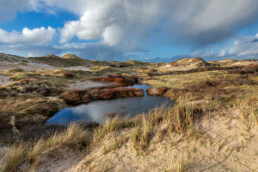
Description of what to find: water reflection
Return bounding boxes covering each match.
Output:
[46,85,174,124]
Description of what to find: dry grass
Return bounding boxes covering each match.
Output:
[93,117,137,146]
[131,116,154,151]
[103,134,129,154]
[144,66,257,115]
[233,96,258,130]
[170,154,187,172]
[129,105,204,151]
[1,123,92,172]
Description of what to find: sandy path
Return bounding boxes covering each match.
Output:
[63,66,90,71]
[0,62,54,72]
[69,80,116,90]
[0,61,90,73]
[25,63,90,71]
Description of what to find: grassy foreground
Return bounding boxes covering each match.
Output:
[1,94,257,171]
[1,104,206,171]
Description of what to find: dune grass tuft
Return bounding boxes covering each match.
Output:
[2,123,92,172]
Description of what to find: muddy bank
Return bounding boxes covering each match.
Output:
[60,87,144,105]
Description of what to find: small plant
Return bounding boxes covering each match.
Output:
[170,154,187,172]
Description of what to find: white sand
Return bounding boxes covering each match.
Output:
[69,80,116,90]
[0,61,90,73]
[63,66,90,71]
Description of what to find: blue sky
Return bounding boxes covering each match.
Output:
[0,0,258,62]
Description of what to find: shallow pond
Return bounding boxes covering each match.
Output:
[46,85,174,124]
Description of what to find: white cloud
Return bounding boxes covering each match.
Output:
[58,0,160,46]
[229,34,258,57]
[219,48,228,57]
[0,27,56,45]
[59,5,115,44]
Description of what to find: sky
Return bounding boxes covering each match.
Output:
[0,0,258,62]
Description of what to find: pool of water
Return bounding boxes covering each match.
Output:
[46,85,174,125]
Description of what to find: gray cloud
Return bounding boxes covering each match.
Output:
[189,33,258,61]
[46,0,258,46]
[0,42,144,61]
[55,43,126,60]
[0,0,39,22]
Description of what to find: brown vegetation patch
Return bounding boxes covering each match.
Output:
[0,96,65,131]
[61,72,75,78]
[228,63,258,75]
[2,78,64,96]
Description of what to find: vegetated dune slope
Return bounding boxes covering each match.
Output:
[7,104,257,172]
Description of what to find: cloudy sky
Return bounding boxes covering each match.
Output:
[0,0,258,62]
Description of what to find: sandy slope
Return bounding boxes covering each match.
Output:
[32,109,258,172]
[35,148,86,172]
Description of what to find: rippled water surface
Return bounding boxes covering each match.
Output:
[46,85,174,124]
